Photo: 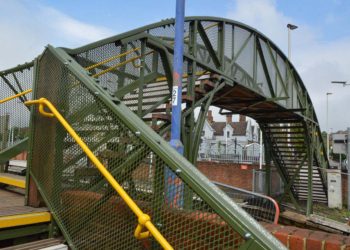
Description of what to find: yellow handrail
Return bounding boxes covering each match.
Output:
[85,47,140,71]
[0,89,32,104]
[92,50,154,78]
[25,98,173,250]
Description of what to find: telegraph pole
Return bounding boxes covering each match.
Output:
[326,92,332,160]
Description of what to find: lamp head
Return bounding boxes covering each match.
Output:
[287,23,298,30]
[331,81,349,87]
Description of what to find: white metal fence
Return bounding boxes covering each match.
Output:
[198,153,263,164]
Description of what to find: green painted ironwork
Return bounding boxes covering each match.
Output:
[26,45,284,249]
[0,137,28,164]
[65,17,328,209]
[0,16,332,248]
[0,224,49,241]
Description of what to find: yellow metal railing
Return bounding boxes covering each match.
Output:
[0,89,32,104]
[86,23,218,78]
[25,98,173,250]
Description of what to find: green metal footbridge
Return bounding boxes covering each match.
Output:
[0,17,329,249]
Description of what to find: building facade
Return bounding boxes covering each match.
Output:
[198,111,262,162]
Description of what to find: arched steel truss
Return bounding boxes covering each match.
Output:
[1,17,328,215]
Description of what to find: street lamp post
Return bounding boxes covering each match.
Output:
[286,24,298,143]
[331,80,349,209]
[326,92,333,160]
[287,23,298,60]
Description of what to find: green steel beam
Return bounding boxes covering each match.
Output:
[197,21,221,68]
[256,38,275,98]
[0,137,28,164]
[0,224,49,241]
[306,122,315,216]
[191,83,225,163]
[218,21,225,71]
[137,39,146,116]
[25,58,39,206]
[183,20,197,164]
[1,75,27,104]
[12,73,29,102]
[266,41,289,98]
[0,61,34,75]
[264,142,272,196]
[145,39,173,91]
[278,153,307,203]
[117,44,127,89]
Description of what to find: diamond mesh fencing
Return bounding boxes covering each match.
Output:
[0,64,33,151]
[29,48,253,249]
[74,41,171,120]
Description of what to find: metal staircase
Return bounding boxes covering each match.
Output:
[261,122,327,204]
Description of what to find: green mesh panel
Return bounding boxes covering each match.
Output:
[0,64,33,151]
[30,48,248,249]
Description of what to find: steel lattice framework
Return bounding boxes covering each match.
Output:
[0,16,329,249]
[64,16,328,213]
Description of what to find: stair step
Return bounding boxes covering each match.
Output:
[144,113,171,122]
[201,79,216,89]
[0,173,25,189]
[1,238,64,250]
[0,206,51,229]
[123,92,169,101]
[266,126,305,129]
[267,131,305,135]
[296,191,326,196]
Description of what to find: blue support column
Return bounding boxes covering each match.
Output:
[166,0,185,207]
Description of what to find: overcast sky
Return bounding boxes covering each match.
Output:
[1,0,349,132]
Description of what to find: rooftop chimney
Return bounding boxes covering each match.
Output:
[226,114,232,124]
[207,110,213,123]
[239,115,246,122]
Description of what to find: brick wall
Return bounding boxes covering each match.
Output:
[13,151,27,161]
[197,161,260,191]
[263,222,350,250]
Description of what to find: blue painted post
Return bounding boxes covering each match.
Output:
[166,0,185,207]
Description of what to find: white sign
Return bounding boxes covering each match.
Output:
[172,86,178,106]
[333,133,347,154]
[327,169,342,209]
